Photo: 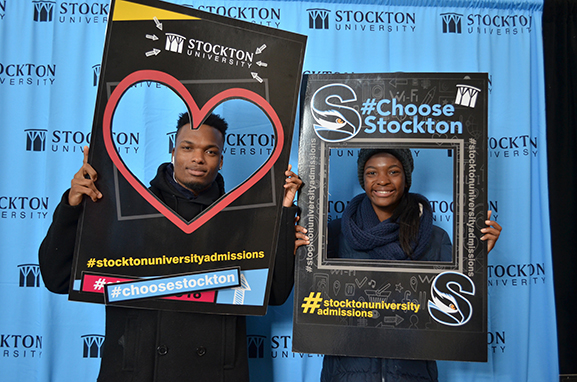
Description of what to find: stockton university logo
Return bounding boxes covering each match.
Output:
[81,334,104,358]
[247,335,266,358]
[25,127,139,153]
[32,1,109,24]
[25,129,47,151]
[92,64,100,86]
[440,11,532,35]
[455,84,481,108]
[143,18,260,75]
[307,8,330,29]
[441,13,463,34]
[165,32,186,54]
[18,264,41,287]
[33,0,54,22]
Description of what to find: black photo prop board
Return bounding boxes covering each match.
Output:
[68,0,306,316]
[293,73,489,361]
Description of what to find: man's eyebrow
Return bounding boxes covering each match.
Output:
[179,139,221,149]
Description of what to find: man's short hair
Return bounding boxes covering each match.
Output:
[176,112,228,140]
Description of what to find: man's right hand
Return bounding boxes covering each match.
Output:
[68,146,102,206]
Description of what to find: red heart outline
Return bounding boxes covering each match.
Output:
[103,70,284,234]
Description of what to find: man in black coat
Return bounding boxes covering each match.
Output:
[39,113,306,382]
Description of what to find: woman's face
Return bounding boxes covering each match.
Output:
[363,152,406,221]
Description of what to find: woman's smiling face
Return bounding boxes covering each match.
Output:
[363,152,406,221]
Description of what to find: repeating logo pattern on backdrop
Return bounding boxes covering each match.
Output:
[488,262,546,287]
[165,131,275,156]
[25,129,47,151]
[18,264,41,287]
[32,1,108,24]
[488,330,506,354]
[0,195,49,220]
[25,127,139,154]
[247,335,266,358]
[1,333,43,358]
[440,11,532,35]
[33,0,54,22]
[92,64,100,86]
[182,4,282,28]
[0,63,56,86]
[247,334,322,359]
[489,135,538,158]
[81,335,104,358]
[306,8,417,33]
[307,8,330,30]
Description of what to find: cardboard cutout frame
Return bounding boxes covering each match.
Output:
[293,73,489,362]
[68,0,306,316]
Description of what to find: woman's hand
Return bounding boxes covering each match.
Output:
[481,210,502,253]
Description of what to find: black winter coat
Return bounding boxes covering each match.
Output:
[321,219,451,382]
[39,163,296,382]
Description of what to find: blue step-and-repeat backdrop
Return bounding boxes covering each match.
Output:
[0,0,556,381]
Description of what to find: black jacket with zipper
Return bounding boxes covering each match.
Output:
[39,163,297,382]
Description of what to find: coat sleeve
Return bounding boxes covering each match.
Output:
[38,190,82,294]
[268,205,298,306]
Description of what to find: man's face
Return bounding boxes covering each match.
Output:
[363,152,406,221]
[172,123,224,195]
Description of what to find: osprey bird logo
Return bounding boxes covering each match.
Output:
[428,271,475,326]
[311,108,349,131]
[310,83,361,142]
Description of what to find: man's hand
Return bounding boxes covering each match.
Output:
[481,210,502,253]
[282,164,302,207]
[281,164,308,253]
[68,146,102,206]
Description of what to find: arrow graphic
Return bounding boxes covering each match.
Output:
[256,61,268,67]
[145,48,161,57]
[233,274,251,305]
[255,44,267,54]
[146,34,159,41]
[251,72,263,83]
[383,314,404,326]
[154,17,163,31]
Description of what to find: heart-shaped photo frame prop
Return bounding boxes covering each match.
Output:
[103,70,284,234]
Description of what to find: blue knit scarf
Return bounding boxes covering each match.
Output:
[341,193,433,260]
